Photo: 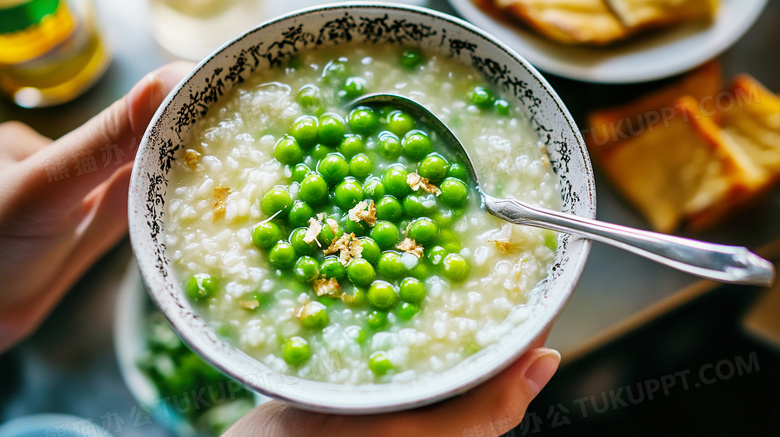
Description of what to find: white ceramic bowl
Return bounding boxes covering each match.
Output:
[129,2,596,414]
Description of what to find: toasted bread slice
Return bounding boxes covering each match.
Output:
[495,0,631,45]
[718,75,780,176]
[587,61,722,157]
[606,0,718,29]
[596,97,748,232]
[587,69,779,232]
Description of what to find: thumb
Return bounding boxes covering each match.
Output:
[21,61,194,206]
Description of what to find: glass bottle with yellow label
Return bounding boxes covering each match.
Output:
[0,0,110,108]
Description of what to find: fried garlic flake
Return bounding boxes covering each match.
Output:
[326,218,340,235]
[487,239,512,254]
[183,149,200,168]
[304,217,323,247]
[239,299,259,310]
[397,237,424,258]
[348,200,377,226]
[324,233,363,265]
[313,277,342,298]
[296,301,319,320]
[407,172,441,195]
[212,186,232,222]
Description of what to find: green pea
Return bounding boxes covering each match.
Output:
[347,258,376,287]
[400,49,423,69]
[470,86,495,109]
[387,110,415,136]
[377,131,402,159]
[343,216,369,237]
[376,196,403,221]
[362,176,386,201]
[436,229,462,253]
[447,162,470,181]
[443,253,469,281]
[289,115,319,147]
[368,280,397,309]
[344,325,367,343]
[317,153,349,184]
[323,59,349,80]
[273,136,303,165]
[317,297,339,308]
[359,237,381,265]
[341,76,366,100]
[377,251,405,279]
[321,256,347,279]
[269,242,296,269]
[429,207,459,229]
[349,153,374,179]
[294,256,320,283]
[367,310,388,330]
[318,113,347,145]
[291,163,311,183]
[399,277,425,303]
[398,302,419,320]
[242,291,273,311]
[369,351,393,375]
[370,221,400,249]
[494,98,510,116]
[339,134,365,158]
[318,218,343,246]
[288,200,315,228]
[381,165,410,198]
[402,194,436,218]
[299,302,329,329]
[417,153,449,182]
[545,231,558,251]
[408,260,429,280]
[296,85,321,112]
[260,187,292,216]
[325,205,344,217]
[347,107,379,135]
[299,173,328,205]
[252,221,282,250]
[402,130,433,160]
[290,227,317,255]
[282,336,310,365]
[185,273,217,302]
[334,177,364,210]
[407,217,439,244]
[426,245,447,266]
[312,145,336,162]
[439,177,470,207]
[342,287,368,307]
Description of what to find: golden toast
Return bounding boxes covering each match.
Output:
[494,0,719,45]
[587,69,780,232]
[606,0,718,29]
[494,0,631,45]
[588,61,722,155]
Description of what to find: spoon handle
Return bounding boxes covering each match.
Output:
[483,196,775,286]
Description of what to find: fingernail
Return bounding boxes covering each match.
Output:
[524,350,560,397]
[127,72,165,136]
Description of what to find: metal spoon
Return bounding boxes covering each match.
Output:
[350,93,775,286]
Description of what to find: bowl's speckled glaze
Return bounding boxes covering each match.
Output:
[129,2,596,414]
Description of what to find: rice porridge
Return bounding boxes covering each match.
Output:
[164,43,560,384]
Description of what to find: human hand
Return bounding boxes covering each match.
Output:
[224,346,560,437]
[0,62,193,352]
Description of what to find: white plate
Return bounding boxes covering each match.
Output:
[448,0,767,83]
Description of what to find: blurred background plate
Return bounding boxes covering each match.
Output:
[448,0,767,83]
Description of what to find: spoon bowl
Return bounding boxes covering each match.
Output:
[351,93,776,287]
